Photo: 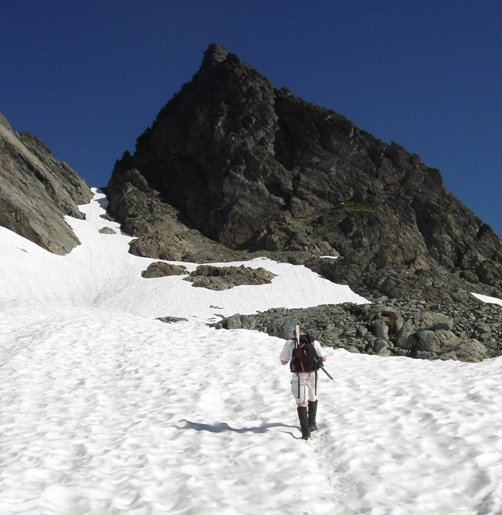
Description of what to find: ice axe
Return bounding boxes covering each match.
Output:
[314,357,334,381]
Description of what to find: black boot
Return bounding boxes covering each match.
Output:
[297,406,310,440]
[308,400,318,431]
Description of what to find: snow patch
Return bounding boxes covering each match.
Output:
[472,292,502,306]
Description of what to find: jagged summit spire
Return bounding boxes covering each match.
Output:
[203,43,229,65]
[196,43,275,97]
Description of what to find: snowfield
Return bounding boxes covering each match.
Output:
[1,189,501,514]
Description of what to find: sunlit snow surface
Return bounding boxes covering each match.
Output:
[471,292,502,307]
[1,189,501,514]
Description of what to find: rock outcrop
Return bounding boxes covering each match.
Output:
[106,44,502,304]
[0,115,92,254]
[214,298,502,361]
[140,261,276,290]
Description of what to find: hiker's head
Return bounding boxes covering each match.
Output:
[293,327,313,344]
[293,327,307,338]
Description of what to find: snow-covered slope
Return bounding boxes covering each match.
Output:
[0,190,367,322]
[1,190,501,514]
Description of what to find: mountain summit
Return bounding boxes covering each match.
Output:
[106,44,502,303]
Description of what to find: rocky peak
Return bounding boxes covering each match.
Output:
[106,44,502,303]
[0,112,12,130]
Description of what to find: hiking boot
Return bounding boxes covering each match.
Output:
[308,400,318,431]
[297,406,310,440]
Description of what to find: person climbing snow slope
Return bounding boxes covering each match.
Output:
[280,326,327,440]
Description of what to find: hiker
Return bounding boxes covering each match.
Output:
[280,327,327,440]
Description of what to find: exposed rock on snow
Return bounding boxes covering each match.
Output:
[141,261,188,278]
[98,226,116,234]
[156,315,189,323]
[184,264,276,290]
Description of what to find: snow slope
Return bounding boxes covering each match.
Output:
[1,190,501,514]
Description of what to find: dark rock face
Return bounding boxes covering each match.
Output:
[106,168,244,262]
[106,44,502,303]
[214,299,502,362]
[0,116,92,254]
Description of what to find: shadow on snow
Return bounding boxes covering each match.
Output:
[178,419,297,437]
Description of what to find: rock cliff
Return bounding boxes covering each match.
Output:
[0,114,92,254]
[107,44,502,304]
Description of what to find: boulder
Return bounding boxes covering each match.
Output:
[141,262,187,278]
[453,339,487,363]
[420,312,454,331]
[413,329,459,358]
[99,227,116,234]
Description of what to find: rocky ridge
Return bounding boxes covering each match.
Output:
[0,114,92,254]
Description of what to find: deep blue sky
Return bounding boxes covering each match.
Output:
[2,1,501,237]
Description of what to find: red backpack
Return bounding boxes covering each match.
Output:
[290,335,320,373]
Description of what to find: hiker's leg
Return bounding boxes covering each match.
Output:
[292,374,310,438]
[308,400,318,431]
[297,406,310,440]
[291,373,309,406]
[306,372,318,430]
[305,371,318,402]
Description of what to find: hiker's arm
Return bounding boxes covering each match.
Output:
[279,342,292,365]
[314,341,327,363]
